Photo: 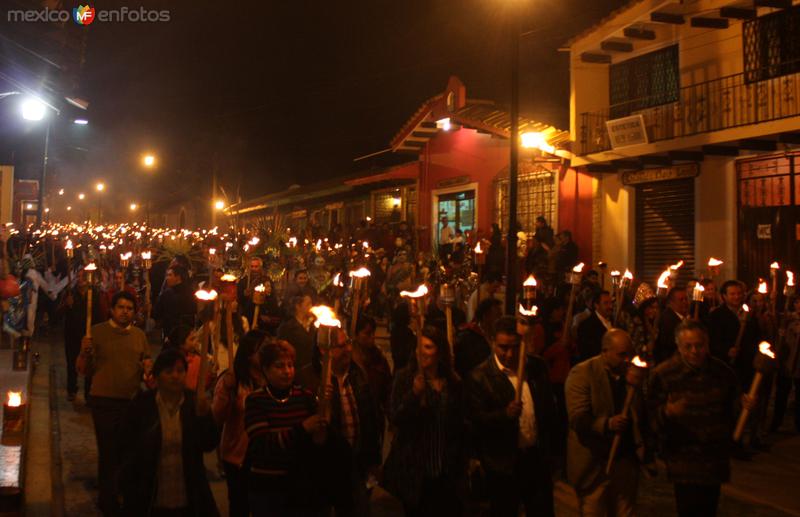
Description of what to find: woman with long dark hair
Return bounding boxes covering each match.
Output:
[212,330,267,517]
[383,325,466,516]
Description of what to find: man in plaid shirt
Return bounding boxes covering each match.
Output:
[300,328,383,515]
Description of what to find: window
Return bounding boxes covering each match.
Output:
[743,5,800,83]
[609,45,679,118]
[493,164,556,233]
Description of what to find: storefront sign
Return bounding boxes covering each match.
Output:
[757,224,772,240]
[436,175,470,189]
[325,202,343,210]
[289,209,307,219]
[606,114,648,148]
[622,164,698,185]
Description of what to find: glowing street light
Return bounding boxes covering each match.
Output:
[58,188,64,196]
[142,154,156,168]
[214,200,225,211]
[95,182,105,192]
[66,206,72,211]
[129,203,138,211]
[20,97,46,121]
[78,193,85,200]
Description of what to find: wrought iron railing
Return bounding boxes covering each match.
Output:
[579,62,800,155]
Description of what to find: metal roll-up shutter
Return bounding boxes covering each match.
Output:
[635,178,695,287]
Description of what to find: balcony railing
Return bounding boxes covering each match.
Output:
[579,62,800,156]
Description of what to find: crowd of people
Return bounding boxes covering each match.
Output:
[3,215,797,517]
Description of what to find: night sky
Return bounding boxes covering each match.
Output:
[0,0,625,218]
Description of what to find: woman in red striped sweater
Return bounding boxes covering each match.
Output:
[244,340,329,516]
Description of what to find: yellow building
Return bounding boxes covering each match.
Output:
[567,0,799,287]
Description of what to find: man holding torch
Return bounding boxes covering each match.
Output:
[648,320,756,517]
[76,291,151,516]
[466,316,556,516]
[565,328,645,516]
[708,280,762,384]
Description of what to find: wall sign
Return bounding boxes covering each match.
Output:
[622,164,699,185]
[606,114,648,148]
[436,175,470,189]
[757,224,772,240]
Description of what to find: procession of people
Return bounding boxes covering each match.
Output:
[2,215,796,517]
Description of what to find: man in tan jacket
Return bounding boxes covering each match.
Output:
[565,328,645,516]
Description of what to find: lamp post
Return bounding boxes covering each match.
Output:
[505,12,521,315]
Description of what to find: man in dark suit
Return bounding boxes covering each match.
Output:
[467,316,556,517]
[707,280,761,385]
[655,287,689,364]
[577,290,614,361]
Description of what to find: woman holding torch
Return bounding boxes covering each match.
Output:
[383,325,465,517]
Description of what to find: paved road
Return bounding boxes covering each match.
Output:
[23,328,800,516]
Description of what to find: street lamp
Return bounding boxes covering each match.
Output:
[20,98,46,121]
[130,203,138,211]
[142,154,156,168]
[58,188,64,196]
[95,182,105,221]
[78,193,85,200]
[214,200,225,211]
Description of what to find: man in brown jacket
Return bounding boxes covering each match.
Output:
[565,328,645,516]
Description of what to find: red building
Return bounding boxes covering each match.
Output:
[229,76,594,266]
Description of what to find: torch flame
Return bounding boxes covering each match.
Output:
[400,284,429,299]
[310,305,341,328]
[758,341,775,359]
[254,284,266,293]
[474,242,483,254]
[757,281,768,294]
[248,237,260,246]
[657,269,670,289]
[84,263,97,271]
[220,273,238,282]
[65,240,73,250]
[694,284,705,294]
[708,257,723,267]
[610,270,621,277]
[770,261,780,270]
[362,241,370,249]
[120,252,132,261]
[788,271,795,287]
[518,304,538,317]
[523,275,537,287]
[573,262,585,273]
[141,251,151,260]
[670,260,684,271]
[209,248,216,256]
[194,289,219,301]
[623,269,633,280]
[7,391,22,407]
[333,273,344,287]
[632,356,648,368]
[742,304,750,313]
[349,267,371,278]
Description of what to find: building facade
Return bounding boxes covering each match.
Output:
[568,0,800,286]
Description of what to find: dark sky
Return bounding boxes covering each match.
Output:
[1,0,625,217]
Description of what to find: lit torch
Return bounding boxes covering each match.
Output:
[561,263,585,350]
[607,355,649,474]
[734,342,776,442]
[730,303,750,366]
[252,284,266,329]
[770,262,780,315]
[615,270,634,325]
[349,267,371,338]
[515,304,539,403]
[194,288,218,409]
[522,274,537,309]
[707,257,723,278]
[440,282,456,354]
[656,268,671,298]
[84,263,97,337]
[311,305,341,420]
[401,284,429,374]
